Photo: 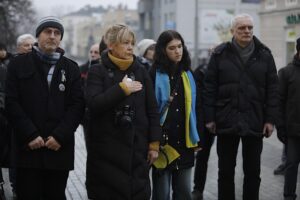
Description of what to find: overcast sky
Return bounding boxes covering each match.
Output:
[31,0,138,17]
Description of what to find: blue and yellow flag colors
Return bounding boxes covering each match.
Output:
[155,70,200,148]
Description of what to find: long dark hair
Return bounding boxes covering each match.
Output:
[153,30,191,73]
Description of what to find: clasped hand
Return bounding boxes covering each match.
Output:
[28,136,61,151]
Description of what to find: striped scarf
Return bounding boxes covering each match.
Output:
[33,46,61,65]
[155,70,200,148]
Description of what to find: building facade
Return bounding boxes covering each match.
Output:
[260,0,300,69]
[138,0,260,68]
[60,5,139,64]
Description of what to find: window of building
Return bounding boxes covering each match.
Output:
[265,0,277,10]
[286,0,298,6]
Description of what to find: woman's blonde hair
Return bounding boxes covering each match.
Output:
[104,24,136,46]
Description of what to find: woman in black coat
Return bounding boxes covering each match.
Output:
[150,30,201,200]
[85,24,162,200]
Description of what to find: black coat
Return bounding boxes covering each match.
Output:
[85,52,161,200]
[277,56,300,139]
[5,51,85,170]
[203,36,278,136]
[0,53,12,167]
[150,66,200,169]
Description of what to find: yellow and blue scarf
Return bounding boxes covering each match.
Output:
[155,70,200,148]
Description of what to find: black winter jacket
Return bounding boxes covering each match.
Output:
[203,36,278,136]
[85,52,161,200]
[150,66,200,170]
[277,55,300,139]
[5,50,85,170]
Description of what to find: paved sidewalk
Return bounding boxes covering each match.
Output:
[2,126,299,200]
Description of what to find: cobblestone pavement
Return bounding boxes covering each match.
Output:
[2,126,299,200]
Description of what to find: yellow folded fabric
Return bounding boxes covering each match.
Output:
[153,144,180,169]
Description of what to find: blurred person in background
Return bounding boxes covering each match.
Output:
[79,38,107,151]
[5,16,84,200]
[79,43,101,85]
[277,37,300,200]
[203,13,278,200]
[150,30,201,200]
[16,34,36,54]
[136,39,156,71]
[0,42,12,200]
[85,24,161,200]
[192,49,214,200]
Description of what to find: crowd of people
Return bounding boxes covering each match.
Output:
[0,12,299,200]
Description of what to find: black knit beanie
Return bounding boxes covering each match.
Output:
[36,16,64,40]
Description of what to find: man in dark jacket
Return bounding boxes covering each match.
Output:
[5,16,84,200]
[192,61,215,200]
[203,13,278,200]
[277,37,300,200]
[79,43,100,85]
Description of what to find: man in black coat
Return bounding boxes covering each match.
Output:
[5,16,84,200]
[277,37,300,200]
[203,13,278,200]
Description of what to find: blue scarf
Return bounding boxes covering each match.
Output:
[155,70,200,148]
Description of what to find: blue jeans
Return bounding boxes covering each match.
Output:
[152,167,192,200]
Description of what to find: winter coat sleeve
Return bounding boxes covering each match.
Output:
[277,67,288,143]
[5,59,39,145]
[203,54,218,124]
[264,53,279,125]
[143,69,162,143]
[51,61,85,145]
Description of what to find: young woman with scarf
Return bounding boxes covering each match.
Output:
[150,30,201,200]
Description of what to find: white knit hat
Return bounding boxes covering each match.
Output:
[137,39,156,57]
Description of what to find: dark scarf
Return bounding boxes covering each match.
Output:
[33,46,61,65]
[232,38,255,64]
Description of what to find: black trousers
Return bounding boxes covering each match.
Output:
[217,135,262,200]
[284,137,300,200]
[16,168,69,200]
[193,133,215,192]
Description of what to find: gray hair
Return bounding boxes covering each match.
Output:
[17,34,35,47]
[231,13,254,29]
[104,24,136,46]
